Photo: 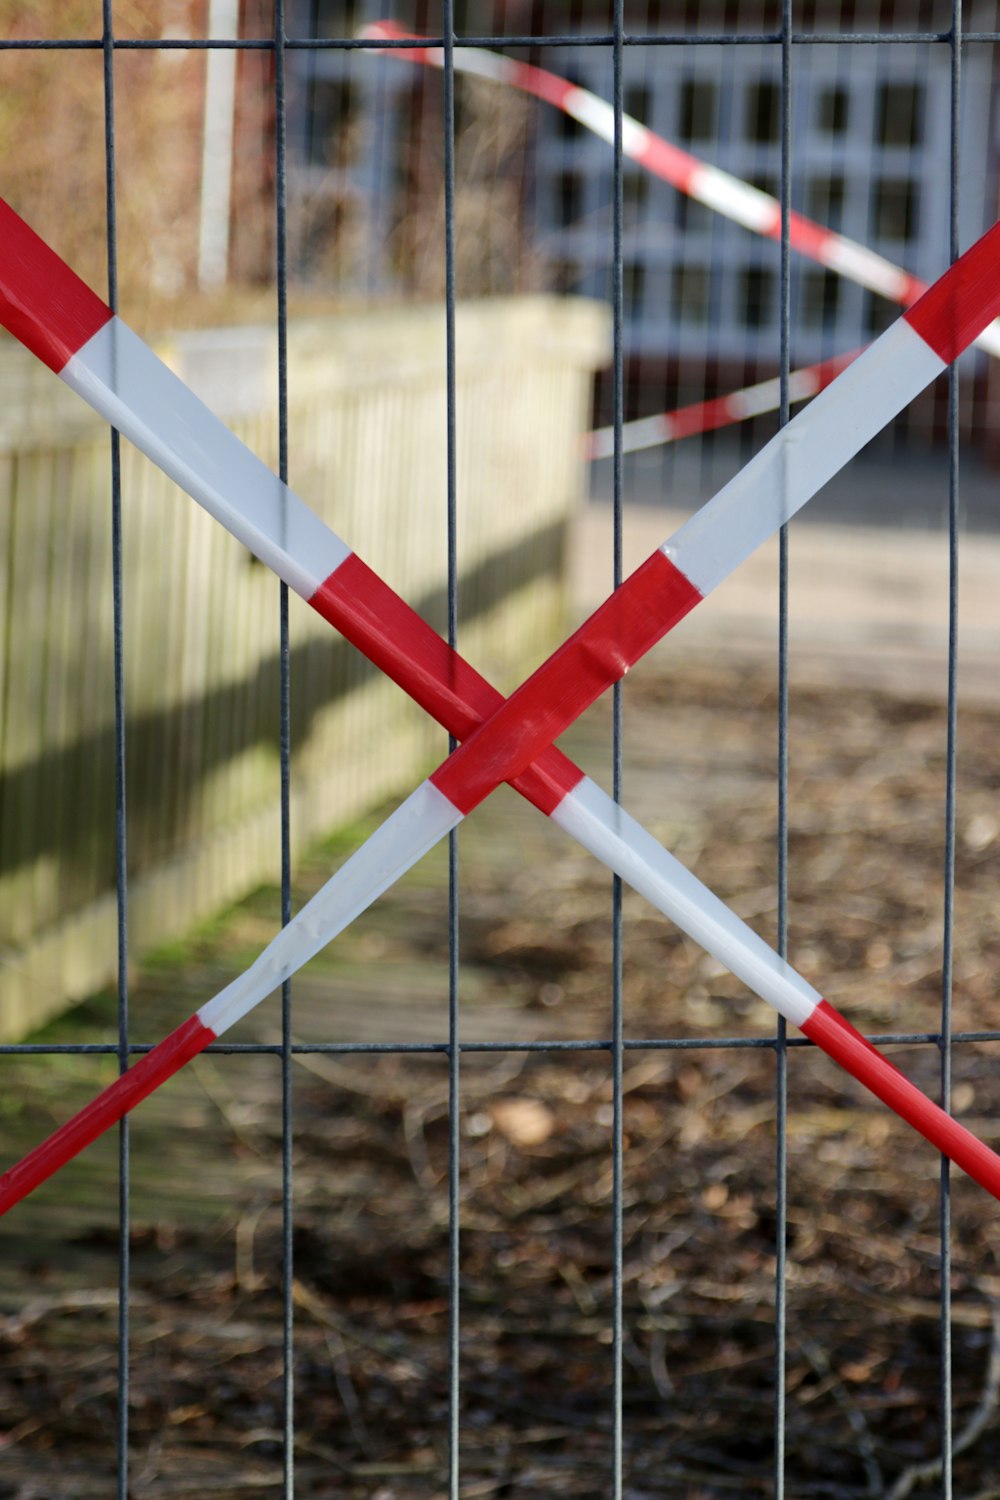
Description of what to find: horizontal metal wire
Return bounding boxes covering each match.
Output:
[0,10,984,1493]
[3,32,999,52]
[2,1031,998,1057]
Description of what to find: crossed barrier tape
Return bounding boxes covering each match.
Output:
[1,202,1000,1213]
[363,20,1000,362]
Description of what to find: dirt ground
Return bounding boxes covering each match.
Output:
[3,619,1000,1497]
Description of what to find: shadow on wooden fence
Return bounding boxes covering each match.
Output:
[0,295,609,1040]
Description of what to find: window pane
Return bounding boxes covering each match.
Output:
[672,264,711,324]
[817,86,849,135]
[805,175,846,232]
[674,195,713,234]
[871,178,919,241]
[800,269,841,330]
[625,84,651,126]
[745,80,780,145]
[865,291,897,336]
[623,170,649,221]
[875,82,923,147]
[750,172,780,203]
[737,265,775,329]
[679,78,717,142]
[556,171,585,227]
[625,262,646,316]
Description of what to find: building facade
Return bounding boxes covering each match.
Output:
[282,1,1000,453]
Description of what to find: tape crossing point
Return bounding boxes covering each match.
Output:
[3,201,1000,1210]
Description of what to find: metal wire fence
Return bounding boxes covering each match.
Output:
[3,1,1000,1496]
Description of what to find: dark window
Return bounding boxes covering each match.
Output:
[679,78,717,142]
[623,170,649,221]
[871,178,919,241]
[625,84,651,127]
[805,175,846,232]
[674,194,713,234]
[672,263,711,324]
[556,171,585,227]
[817,85,849,135]
[750,172,780,204]
[624,262,646,315]
[876,82,924,147]
[800,269,841,330]
[746,80,780,144]
[737,265,775,329]
[865,291,898,336]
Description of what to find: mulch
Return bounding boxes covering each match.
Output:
[2,654,1000,1498]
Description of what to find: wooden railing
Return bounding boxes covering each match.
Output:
[0,295,609,1040]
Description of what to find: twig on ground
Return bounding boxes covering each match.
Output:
[800,1336,883,1496]
[882,1298,1000,1500]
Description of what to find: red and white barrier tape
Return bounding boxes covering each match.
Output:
[2,201,1000,1210]
[586,350,858,458]
[363,21,1000,363]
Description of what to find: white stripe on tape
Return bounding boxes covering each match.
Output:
[62,319,351,599]
[664,318,945,597]
[198,779,460,1036]
[785,368,823,402]
[552,778,821,1028]
[565,86,616,145]
[820,238,912,302]
[621,114,653,157]
[692,164,779,234]
[727,375,785,420]
[592,412,669,457]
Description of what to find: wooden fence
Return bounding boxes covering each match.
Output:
[0,296,609,1041]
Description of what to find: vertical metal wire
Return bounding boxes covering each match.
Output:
[940,5,963,1493]
[100,5,129,1496]
[4,10,984,1492]
[442,5,461,1496]
[774,2,794,1493]
[273,3,295,1493]
[610,4,625,1498]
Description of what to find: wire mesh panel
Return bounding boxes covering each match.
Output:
[2,2,1000,1497]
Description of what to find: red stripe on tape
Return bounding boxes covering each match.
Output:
[801,999,1000,1201]
[787,210,834,264]
[900,271,928,307]
[668,395,733,442]
[510,59,576,113]
[904,218,1000,364]
[311,555,583,816]
[431,551,702,816]
[633,133,701,196]
[0,199,112,373]
[0,1014,214,1215]
[313,554,494,742]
